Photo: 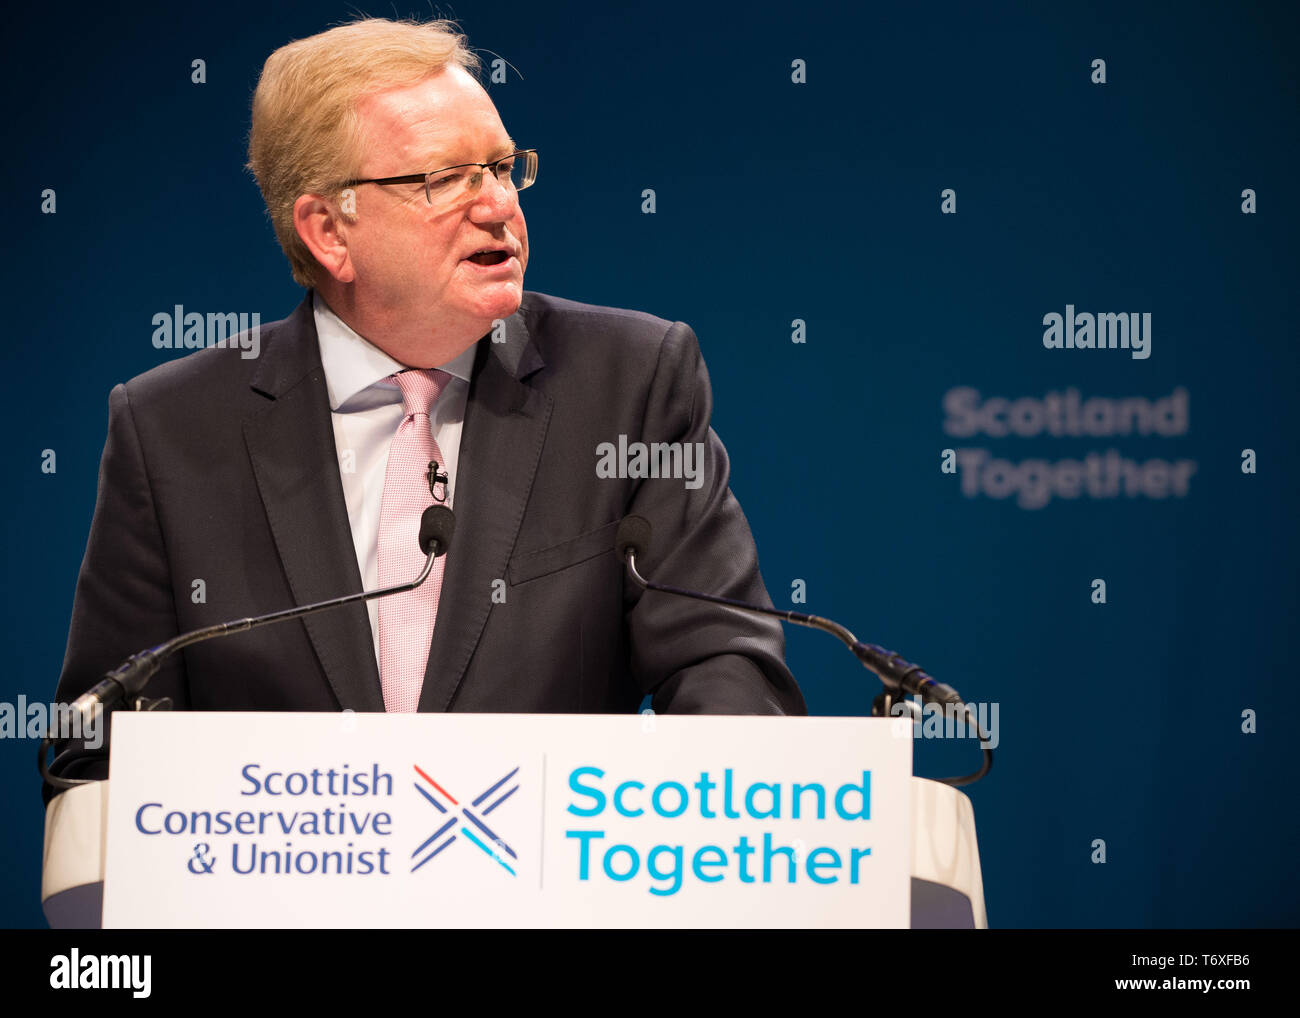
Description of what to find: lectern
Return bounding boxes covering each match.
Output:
[43,713,986,928]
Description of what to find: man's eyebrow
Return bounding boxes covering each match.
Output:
[429,139,517,168]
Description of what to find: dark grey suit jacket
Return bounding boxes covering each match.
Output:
[51,292,804,782]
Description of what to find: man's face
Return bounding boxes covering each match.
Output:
[344,66,529,339]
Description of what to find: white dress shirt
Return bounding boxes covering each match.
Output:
[312,294,475,668]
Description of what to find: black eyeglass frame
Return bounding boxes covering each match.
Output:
[340,149,538,206]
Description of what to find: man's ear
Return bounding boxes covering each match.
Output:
[293,193,356,284]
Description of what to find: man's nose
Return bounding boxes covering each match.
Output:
[469,171,520,221]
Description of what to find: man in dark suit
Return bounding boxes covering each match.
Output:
[50,18,802,784]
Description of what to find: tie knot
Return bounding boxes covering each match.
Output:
[391,369,450,419]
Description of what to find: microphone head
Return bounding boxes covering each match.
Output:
[615,515,652,561]
[419,505,456,557]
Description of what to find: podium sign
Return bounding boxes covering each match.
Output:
[102,712,912,927]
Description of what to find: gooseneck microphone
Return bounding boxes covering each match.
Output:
[615,514,992,786]
[418,503,455,556]
[42,506,457,791]
[76,504,455,720]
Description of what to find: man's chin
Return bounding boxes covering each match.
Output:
[464,281,524,322]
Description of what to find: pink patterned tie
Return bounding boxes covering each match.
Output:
[377,369,451,712]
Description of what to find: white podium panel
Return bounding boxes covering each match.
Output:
[95,713,914,928]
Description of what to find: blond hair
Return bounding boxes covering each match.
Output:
[247,18,480,287]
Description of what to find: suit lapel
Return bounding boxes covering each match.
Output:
[242,295,385,712]
[417,301,552,711]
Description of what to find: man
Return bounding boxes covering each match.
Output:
[50,18,803,785]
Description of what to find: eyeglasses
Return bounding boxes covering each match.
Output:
[341,149,538,208]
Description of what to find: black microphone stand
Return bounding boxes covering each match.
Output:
[40,507,455,793]
[623,547,993,787]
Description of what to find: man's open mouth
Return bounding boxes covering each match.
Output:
[466,249,510,266]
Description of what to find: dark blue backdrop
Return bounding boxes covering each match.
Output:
[4,0,1297,927]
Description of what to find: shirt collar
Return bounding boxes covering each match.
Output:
[312,292,477,412]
